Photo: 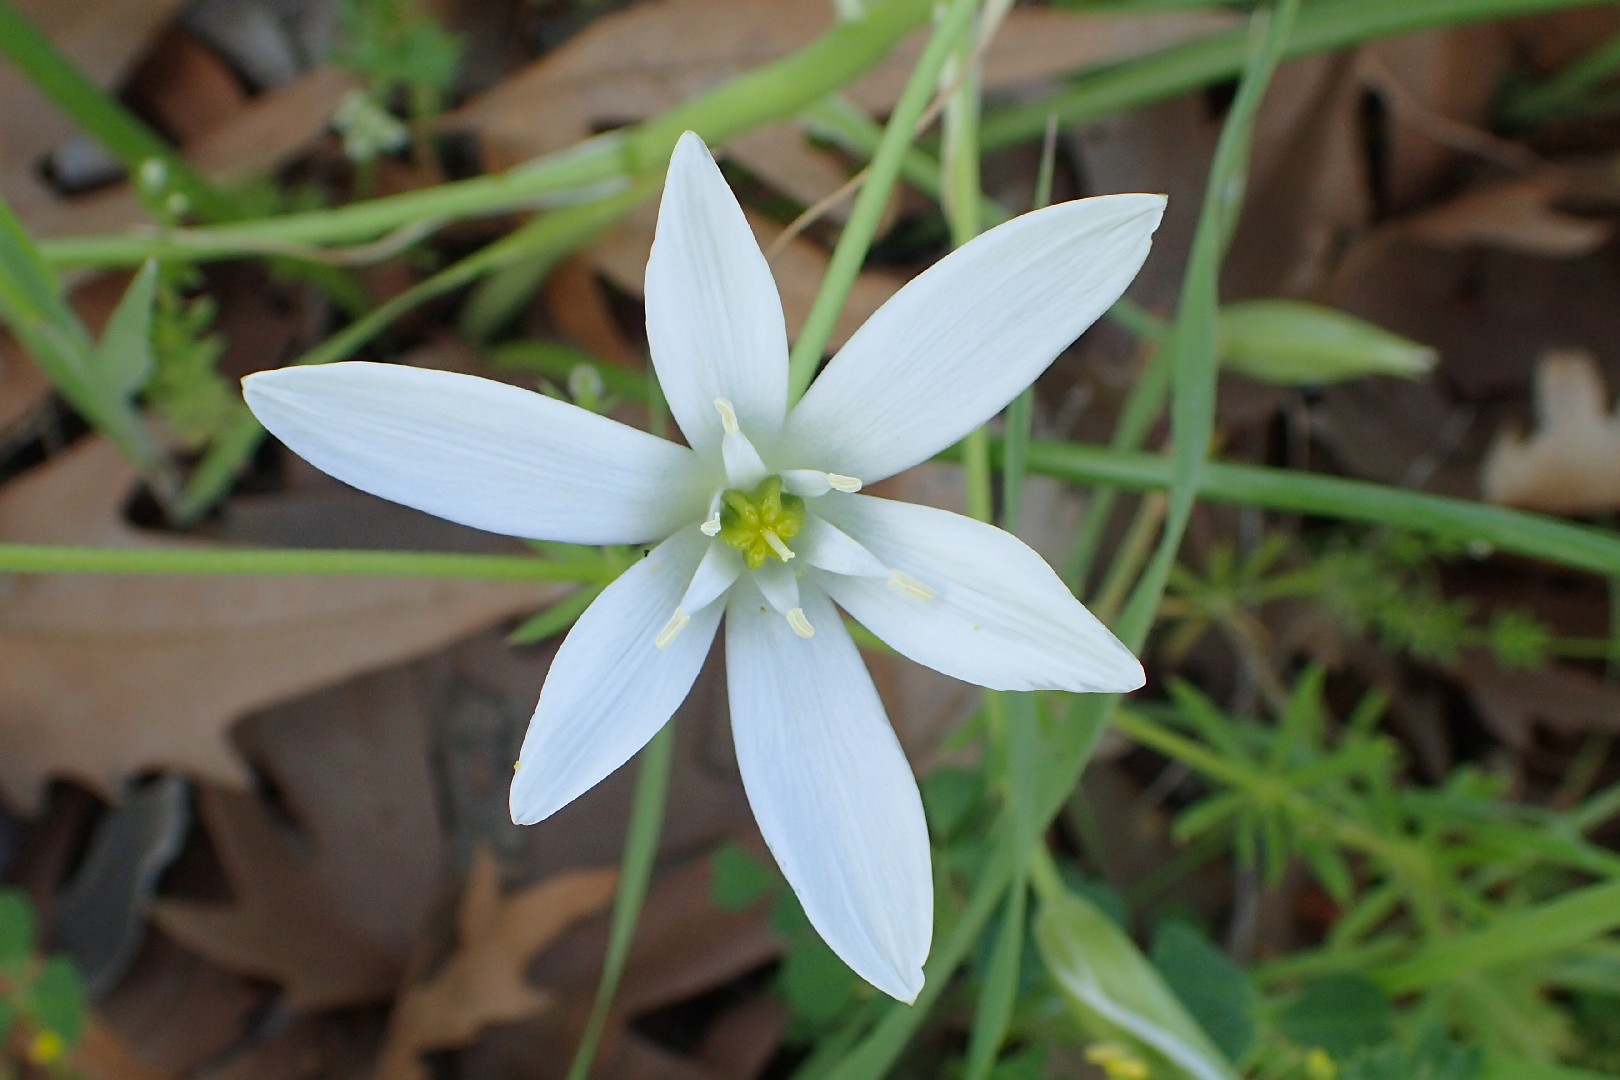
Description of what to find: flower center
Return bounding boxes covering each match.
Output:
[715,475,805,570]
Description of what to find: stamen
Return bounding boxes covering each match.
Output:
[700,513,721,537]
[887,569,934,601]
[655,607,690,649]
[762,530,796,562]
[827,473,863,493]
[786,607,815,638]
[714,397,740,435]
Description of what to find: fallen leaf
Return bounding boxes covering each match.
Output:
[0,0,187,226]
[152,787,403,1009]
[0,436,557,809]
[94,926,268,1074]
[1405,171,1615,258]
[73,1017,181,1080]
[126,27,250,144]
[449,0,1231,209]
[375,849,618,1080]
[37,66,358,241]
[1457,654,1620,750]
[1481,350,1620,513]
[1360,26,1514,210]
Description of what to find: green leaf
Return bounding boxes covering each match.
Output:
[1275,973,1395,1057]
[92,259,158,397]
[920,766,982,842]
[781,933,861,1028]
[1218,300,1435,385]
[710,843,774,913]
[1150,921,1258,1065]
[1339,1028,1482,1080]
[26,956,87,1047]
[1035,888,1239,1080]
[0,889,34,969]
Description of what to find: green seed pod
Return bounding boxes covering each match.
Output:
[1218,299,1436,386]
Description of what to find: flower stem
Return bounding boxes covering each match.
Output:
[0,544,616,582]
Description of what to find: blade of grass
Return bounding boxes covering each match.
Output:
[41,0,935,269]
[0,193,169,488]
[978,0,1600,151]
[564,725,675,1080]
[1012,440,1620,580]
[0,1,232,221]
[1376,877,1620,993]
[824,3,1299,1074]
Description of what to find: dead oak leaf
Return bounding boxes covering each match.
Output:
[1481,350,1620,514]
[0,437,557,810]
[152,787,402,1010]
[376,849,617,1080]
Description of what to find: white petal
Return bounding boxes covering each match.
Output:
[725,584,932,1002]
[815,495,1144,693]
[646,132,789,455]
[680,541,743,613]
[798,514,887,579]
[244,362,702,545]
[511,529,719,823]
[752,559,801,615]
[781,194,1167,482]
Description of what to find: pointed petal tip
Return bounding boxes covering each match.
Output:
[885,966,926,1005]
[508,777,561,826]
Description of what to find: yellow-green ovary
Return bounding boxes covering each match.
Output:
[716,475,805,570]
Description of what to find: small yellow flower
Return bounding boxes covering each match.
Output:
[27,1029,66,1065]
[1085,1042,1150,1079]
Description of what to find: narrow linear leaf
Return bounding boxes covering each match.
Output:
[92,260,159,398]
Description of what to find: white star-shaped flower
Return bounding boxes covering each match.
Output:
[244,132,1163,1002]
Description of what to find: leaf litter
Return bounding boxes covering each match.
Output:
[0,0,1617,1075]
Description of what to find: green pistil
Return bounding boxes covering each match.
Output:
[717,475,805,570]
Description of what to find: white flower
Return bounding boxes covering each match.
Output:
[243,132,1164,1003]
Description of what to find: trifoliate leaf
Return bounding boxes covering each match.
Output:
[1151,921,1259,1065]
[1275,973,1395,1057]
[0,889,35,969]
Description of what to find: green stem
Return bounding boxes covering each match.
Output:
[565,725,675,1080]
[0,543,615,582]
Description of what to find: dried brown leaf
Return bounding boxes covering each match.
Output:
[375,850,617,1080]
[1481,350,1620,512]
[1406,173,1614,258]
[73,1017,181,1080]
[152,787,403,1009]
[450,0,1230,208]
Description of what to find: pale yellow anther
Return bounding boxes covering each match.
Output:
[763,530,795,562]
[787,608,815,638]
[700,513,722,537]
[887,569,934,601]
[714,397,740,435]
[655,607,690,649]
[827,473,863,493]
